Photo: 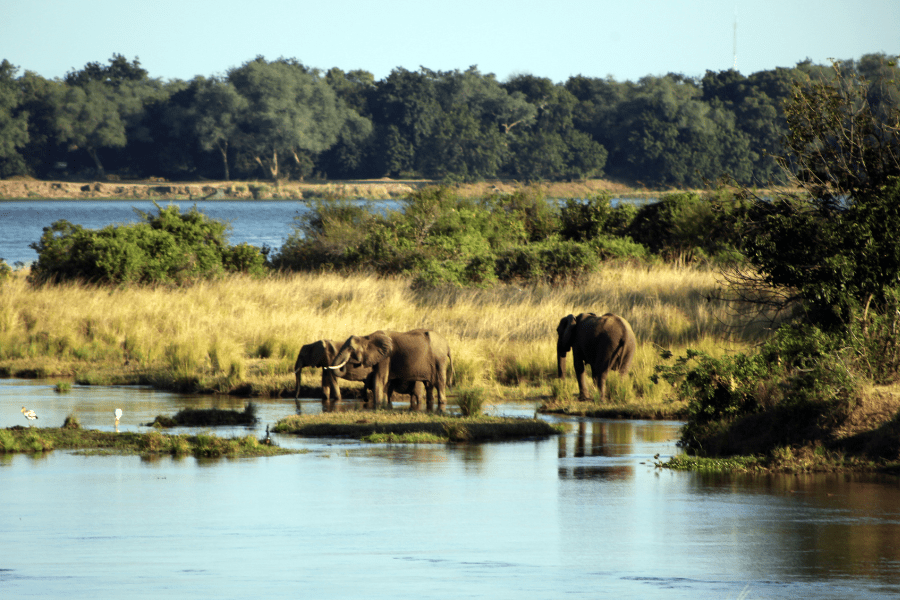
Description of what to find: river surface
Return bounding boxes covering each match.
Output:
[2,379,899,599]
[0,197,642,266]
[0,199,322,266]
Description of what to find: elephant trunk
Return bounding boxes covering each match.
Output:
[557,355,567,379]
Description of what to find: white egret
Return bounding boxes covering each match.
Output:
[21,406,38,423]
[115,408,123,424]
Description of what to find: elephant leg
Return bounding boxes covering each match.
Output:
[574,361,591,401]
[435,381,446,411]
[372,377,386,410]
[424,382,436,411]
[597,369,609,403]
[407,381,422,411]
[320,369,331,406]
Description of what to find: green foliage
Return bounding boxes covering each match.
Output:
[0,258,12,281]
[151,403,258,428]
[628,191,749,261]
[495,239,598,286]
[740,59,900,327]
[657,324,862,452]
[0,59,29,176]
[455,387,487,417]
[29,203,267,285]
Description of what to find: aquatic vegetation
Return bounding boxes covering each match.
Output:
[149,403,258,428]
[0,426,298,458]
[274,410,563,443]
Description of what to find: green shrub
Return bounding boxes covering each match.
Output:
[455,387,486,417]
[29,203,267,285]
[627,192,749,261]
[657,323,862,453]
[0,258,12,281]
[495,239,598,285]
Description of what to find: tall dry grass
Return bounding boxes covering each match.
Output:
[0,264,768,400]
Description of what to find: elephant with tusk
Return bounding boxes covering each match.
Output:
[294,339,373,405]
[557,312,636,402]
[330,329,453,411]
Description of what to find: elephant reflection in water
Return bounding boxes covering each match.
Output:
[557,312,636,402]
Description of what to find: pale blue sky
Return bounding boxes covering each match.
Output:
[3,0,898,83]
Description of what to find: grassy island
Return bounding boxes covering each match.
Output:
[0,425,298,458]
[274,410,564,443]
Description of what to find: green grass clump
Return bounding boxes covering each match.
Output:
[274,410,563,443]
[1,426,297,458]
[150,403,258,427]
[455,387,486,416]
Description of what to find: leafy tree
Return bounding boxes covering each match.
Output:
[227,57,357,181]
[503,75,606,180]
[189,77,247,180]
[14,71,66,176]
[0,60,28,176]
[369,67,441,176]
[55,55,165,177]
[733,57,900,326]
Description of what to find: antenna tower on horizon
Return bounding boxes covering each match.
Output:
[733,8,738,70]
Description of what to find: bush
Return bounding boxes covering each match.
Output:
[29,203,267,285]
[495,239,598,285]
[657,323,861,453]
[0,258,12,281]
[455,387,487,417]
[627,192,749,260]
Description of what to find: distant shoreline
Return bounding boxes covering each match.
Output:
[0,177,674,201]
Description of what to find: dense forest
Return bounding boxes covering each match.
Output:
[0,53,897,187]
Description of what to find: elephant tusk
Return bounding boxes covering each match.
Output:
[328,359,348,370]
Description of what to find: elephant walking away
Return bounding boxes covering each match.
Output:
[557,313,636,402]
[293,339,372,405]
[330,329,453,410]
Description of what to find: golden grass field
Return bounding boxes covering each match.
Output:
[0,262,772,415]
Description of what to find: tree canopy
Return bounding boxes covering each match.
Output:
[1,53,897,186]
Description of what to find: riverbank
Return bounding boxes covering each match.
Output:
[0,265,744,420]
[0,176,670,201]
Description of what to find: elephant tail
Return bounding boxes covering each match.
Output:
[609,338,627,372]
[448,352,455,389]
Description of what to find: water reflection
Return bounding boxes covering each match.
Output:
[556,418,682,480]
[3,379,900,599]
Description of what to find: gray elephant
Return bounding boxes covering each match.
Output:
[293,339,373,405]
[330,329,452,410]
[557,313,636,402]
[368,372,428,411]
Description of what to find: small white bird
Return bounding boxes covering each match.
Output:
[21,406,38,423]
[114,408,123,424]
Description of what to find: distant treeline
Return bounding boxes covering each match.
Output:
[0,53,897,186]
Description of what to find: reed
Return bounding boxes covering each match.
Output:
[0,263,771,406]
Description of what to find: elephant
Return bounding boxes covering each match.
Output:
[330,329,453,410]
[367,372,428,411]
[293,339,373,405]
[557,312,636,402]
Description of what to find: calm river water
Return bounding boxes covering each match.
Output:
[0,199,323,266]
[2,379,900,599]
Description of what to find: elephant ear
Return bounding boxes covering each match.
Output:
[361,331,393,368]
[557,314,576,356]
[321,339,340,366]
